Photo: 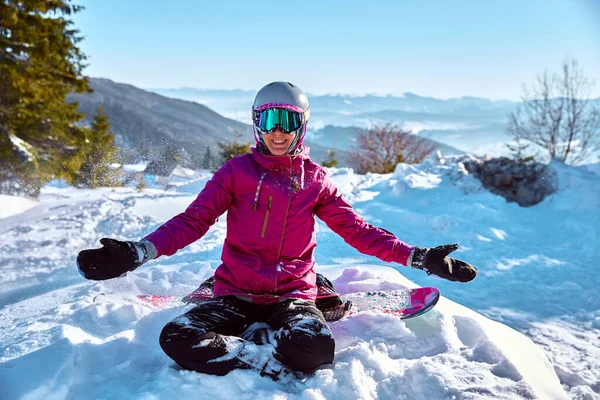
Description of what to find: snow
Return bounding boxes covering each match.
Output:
[8,133,34,162]
[0,194,38,218]
[123,163,147,173]
[581,162,600,176]
[1,156,599,399]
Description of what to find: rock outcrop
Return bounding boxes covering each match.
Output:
[461,156,558,206]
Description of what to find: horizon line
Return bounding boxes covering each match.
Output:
[89,76,600,103]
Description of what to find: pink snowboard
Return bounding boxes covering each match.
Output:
[134,287,440,321]
[342,287,440,319]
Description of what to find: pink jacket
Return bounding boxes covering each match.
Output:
[144,147,414,304]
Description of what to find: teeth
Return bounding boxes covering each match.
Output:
[273,140,286,144]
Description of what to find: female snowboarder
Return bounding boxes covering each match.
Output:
[77,81,477,379]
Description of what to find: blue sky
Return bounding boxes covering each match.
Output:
[73,0,600,100]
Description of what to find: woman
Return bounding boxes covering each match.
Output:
[77,81,477,379]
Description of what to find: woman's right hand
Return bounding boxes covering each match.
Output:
[77,238,143,280]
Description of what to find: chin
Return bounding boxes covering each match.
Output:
[268,145,290,155]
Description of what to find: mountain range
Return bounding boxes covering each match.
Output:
[67,78,463,168]
[148,87,525,153]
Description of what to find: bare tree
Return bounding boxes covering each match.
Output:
[507,59,600,165]
[349,124,435,174]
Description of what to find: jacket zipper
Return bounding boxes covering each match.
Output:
[261,195,272,238]
[275,156,294,293]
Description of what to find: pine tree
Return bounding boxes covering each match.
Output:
[322,150,339,168]
[506,117,536,162]
[202,147,215,169]
[145,146,179,177]
[217,138,251,166]
[0,0,92,196]
[506,140,535,163]
[70,105,121,188]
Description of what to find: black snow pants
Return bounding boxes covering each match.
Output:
[159,296,335,377]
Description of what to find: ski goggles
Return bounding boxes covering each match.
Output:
[253,107,309,134]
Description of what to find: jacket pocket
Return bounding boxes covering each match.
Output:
[221,243,258,271]
[261,195,273,238]
[278,259,313,282]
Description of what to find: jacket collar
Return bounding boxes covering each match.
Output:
[250,146,311,169]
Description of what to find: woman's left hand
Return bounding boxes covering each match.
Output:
[410,244,477,282]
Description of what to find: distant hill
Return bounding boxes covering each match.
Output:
[68,78,252,167]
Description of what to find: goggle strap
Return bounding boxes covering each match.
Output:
[254,103,305,113]
[254,105,310,122]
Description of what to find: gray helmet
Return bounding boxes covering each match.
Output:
[252,81,310,154]
[253,81,310,112]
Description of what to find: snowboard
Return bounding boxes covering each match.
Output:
[120,286,440,321]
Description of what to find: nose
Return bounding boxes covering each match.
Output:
[271,127,285,135]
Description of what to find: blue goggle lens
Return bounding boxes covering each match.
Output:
[253,108,304,134]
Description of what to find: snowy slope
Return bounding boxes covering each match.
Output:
[1,156,598,399]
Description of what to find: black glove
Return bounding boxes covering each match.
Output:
[411,244,477,282]
[77,238,151,281]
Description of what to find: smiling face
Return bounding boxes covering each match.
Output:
[261,128,297,156]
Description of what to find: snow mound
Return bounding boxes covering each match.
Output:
[543,159,600,209]
[0,265,567,400]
